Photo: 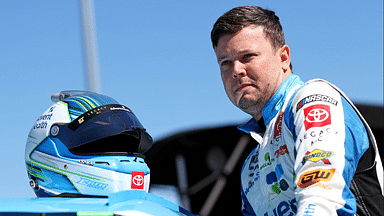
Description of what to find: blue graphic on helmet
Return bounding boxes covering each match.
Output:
[61,91,118,121]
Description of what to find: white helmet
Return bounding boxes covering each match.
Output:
[25,90,152,197]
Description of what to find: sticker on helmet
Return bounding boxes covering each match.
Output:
[131,171,144,189]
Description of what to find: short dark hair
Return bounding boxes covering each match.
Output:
[211,5,286,51]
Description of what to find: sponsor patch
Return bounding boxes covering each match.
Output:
[274,144,289,158]
[302,149,333,165]
[270,112,284,146]
[274,112,284,138]
[298,127,338,146]
[131,171,144,189]
[304,104,331,130]
[296,94,338,111]
[298,168,335,188]
[303,204,316,216]
[265,164,289,194]
[263,198,297,215]
[310,182,332,190]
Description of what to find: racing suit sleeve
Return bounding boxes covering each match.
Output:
[289,81,370,215]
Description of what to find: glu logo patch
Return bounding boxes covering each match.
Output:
[131,171,144,189]
[304,104,331,130]
[298,168,335,188]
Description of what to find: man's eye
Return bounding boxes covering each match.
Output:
[243,53,255,59]
[220,60,231,66]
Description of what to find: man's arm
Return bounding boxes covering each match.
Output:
[289,81,370,215]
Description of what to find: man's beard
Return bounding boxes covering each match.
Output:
[237,94,264,116]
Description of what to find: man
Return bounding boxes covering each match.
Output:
[211,5,384,215]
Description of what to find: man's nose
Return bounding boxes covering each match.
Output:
[233,60,246,78]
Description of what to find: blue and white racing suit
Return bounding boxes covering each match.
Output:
[239,74,384,215]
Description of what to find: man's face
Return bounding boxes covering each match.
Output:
[214,26,290,119]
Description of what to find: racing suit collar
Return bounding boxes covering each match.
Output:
[238,118,264,134]
[238,74,303,133]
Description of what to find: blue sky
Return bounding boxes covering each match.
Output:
[0,0,382,198]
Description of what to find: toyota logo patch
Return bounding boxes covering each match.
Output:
[304,104,331,130]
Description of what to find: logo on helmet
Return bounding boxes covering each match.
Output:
[131,171,145,189]
[78,116,85,124]
[77,178,108,190]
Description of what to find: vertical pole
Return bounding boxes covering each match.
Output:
[80,0,101,93]
[175,154,192,211]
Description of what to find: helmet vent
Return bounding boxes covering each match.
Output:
[95,162,110,165]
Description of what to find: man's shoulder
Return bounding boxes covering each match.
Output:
[282,78,342,131]
[293,79,341,109]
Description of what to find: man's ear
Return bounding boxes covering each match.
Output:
[280,45,291,71]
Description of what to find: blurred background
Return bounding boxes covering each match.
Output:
[0,1,382,212]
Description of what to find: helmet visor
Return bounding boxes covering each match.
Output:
[51,104,152,154]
